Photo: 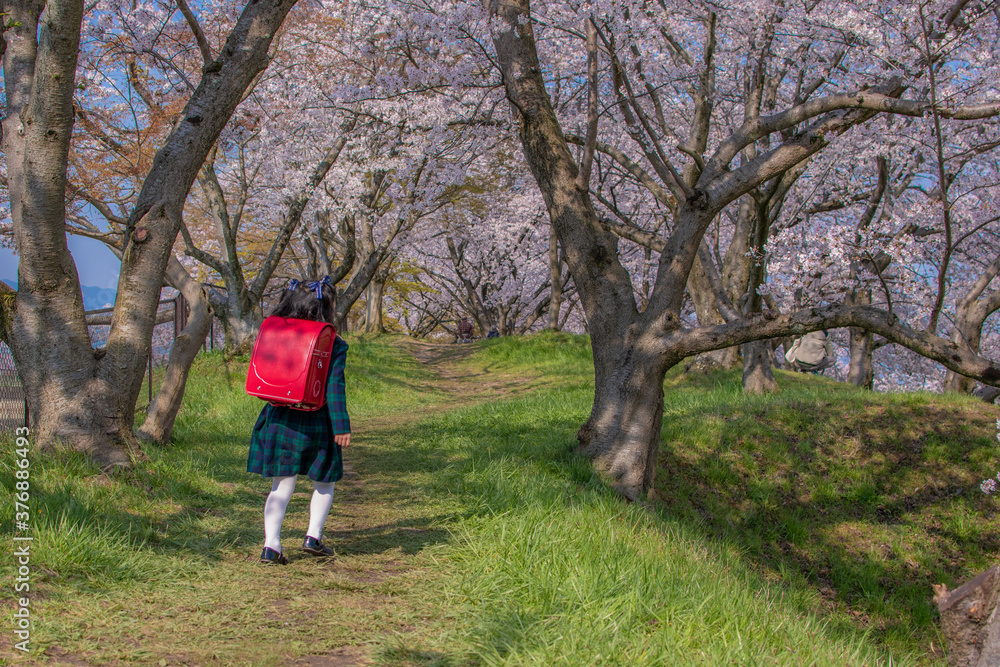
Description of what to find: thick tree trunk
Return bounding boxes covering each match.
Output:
[497,305,510,336]
[138,257,212,444]
[364,279,385,334]
[687,255,739,369]
[1,0,297,465]
[490,0,702,500]
[1,0,136,466]
[577,332,670,500]
[217,301,261,355]
[740,195,778,393]
[943,254,1000,394]
[742,339,778,394]
[944,309,987,395]
[847,328,875,389]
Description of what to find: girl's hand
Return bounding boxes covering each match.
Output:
[334,432,351,447]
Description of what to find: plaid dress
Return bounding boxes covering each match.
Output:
[247,336,350,483]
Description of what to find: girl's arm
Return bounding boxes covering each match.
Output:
[327,337,351,445]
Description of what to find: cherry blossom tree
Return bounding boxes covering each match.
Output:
[486,0,1000,498]
[1,0,297,465]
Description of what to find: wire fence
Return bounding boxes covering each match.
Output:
[0,293,226,432]
[0,345,25,432]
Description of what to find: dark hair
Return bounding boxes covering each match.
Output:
[270,278,337,324]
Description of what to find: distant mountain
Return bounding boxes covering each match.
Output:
[0,279,117,312]
[82,285,117,311]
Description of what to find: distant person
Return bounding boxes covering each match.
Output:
[458,317,474,343]
[784,330,834,374]
[487,327,499,339]
[247,278,351,565]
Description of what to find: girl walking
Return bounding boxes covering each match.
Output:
[247,277,351,565]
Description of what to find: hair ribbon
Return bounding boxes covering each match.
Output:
[305,275,332,299]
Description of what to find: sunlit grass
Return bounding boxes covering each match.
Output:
[1,333,995,665]
[384,370,900,666]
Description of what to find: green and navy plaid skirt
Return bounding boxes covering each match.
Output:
[246,337,349,483]
[247,405,343,482]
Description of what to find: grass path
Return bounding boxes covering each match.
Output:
[267,339,537,666]
[7,333,992,665]
[0,337,534,667]
[217,338,543,667]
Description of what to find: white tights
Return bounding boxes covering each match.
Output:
[263,475,335,553]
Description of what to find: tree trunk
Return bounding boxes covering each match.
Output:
[1,0,136,467]
[364,279,385,334]
[548,222,562,330]
[0,0,297,465]
[490,0,688,500]
[487,0,1000,501]
[577,331,670,500]
[847,327,875,389]
[740,195,778,393]
[846,289,875,389]
[742,339,778,394]
[943,254,1000,394]
[138,256,212,444]
[218,301,261,355]
[687,255,739,369]
[497,305,510,337]
[944,306,988,395]
[934,566,1000,667]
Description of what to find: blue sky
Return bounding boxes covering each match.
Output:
[0,235,121,290]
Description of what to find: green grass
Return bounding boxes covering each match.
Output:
[471,330,595,377]
[385,391,893,665]
[1,331,997,665]
[653,368,1000,659]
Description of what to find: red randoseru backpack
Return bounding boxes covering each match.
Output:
[245,317,336,411]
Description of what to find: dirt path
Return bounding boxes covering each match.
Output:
[276,340,533,666]
[402,339,531,403]
[17,340,533,667]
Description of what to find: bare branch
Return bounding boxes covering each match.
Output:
[179,221,227,275]
[567,133,674,207]
[575,18,599,192]
[250,118,357,297]
[921,6,953,335]
[176,0,215,66]
[664,304,1000,388]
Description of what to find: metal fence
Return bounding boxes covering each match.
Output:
[0,343,26,432]
[0,293,226,431]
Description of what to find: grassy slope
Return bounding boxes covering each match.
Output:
[1,332,998,665]
[655,367,1000,657]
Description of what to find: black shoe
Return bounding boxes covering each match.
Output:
[260,547,288,565]
[302,536,334,557]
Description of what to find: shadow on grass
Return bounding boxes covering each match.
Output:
[651,369,1000,649]
[326,516,453,556]
[0,415,464,591]
[356,369,1000,661]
